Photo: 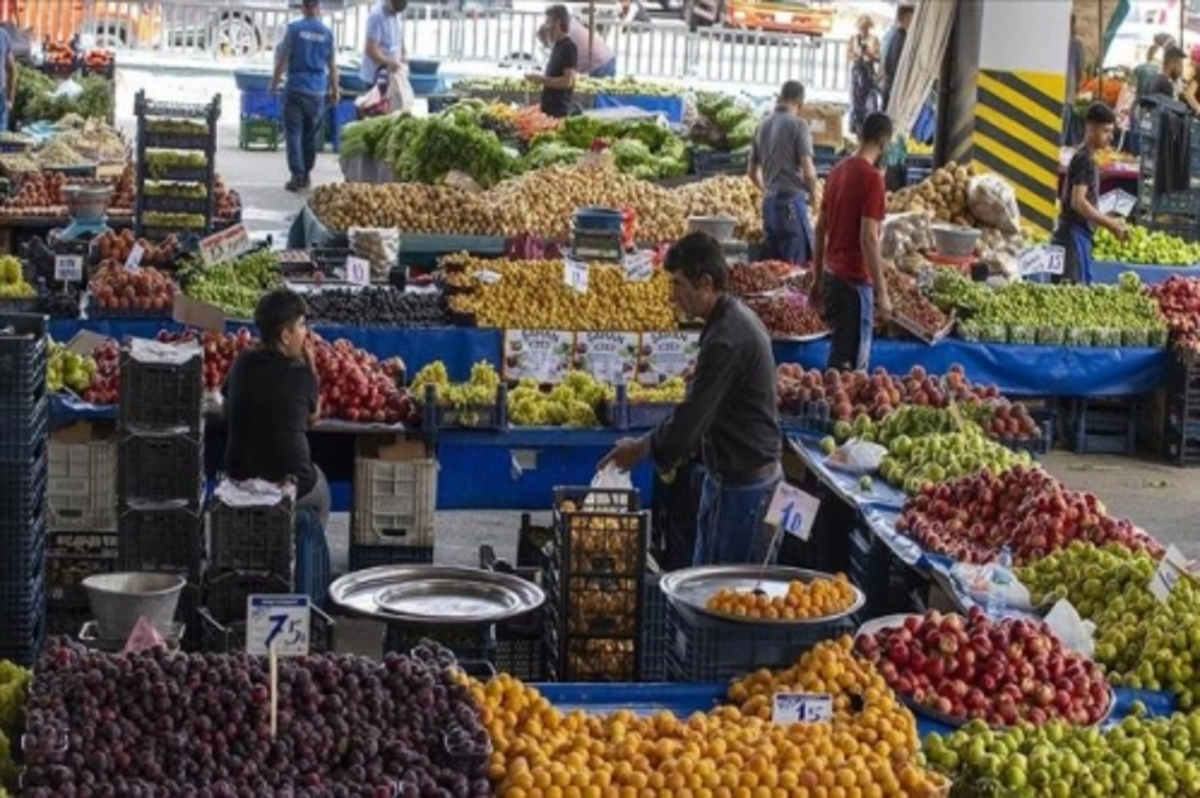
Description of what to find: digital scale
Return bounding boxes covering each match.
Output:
[571,228,624,262]
[55,184,115,242]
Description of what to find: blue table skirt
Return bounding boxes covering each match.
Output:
[48,320,1167,399]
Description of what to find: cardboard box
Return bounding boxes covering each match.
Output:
[801,103,847,150]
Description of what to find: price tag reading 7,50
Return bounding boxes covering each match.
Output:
[765,482,820,541]
[246,595,311,657]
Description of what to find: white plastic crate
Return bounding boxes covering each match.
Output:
[352,458,437,548]
[48,440,117,531]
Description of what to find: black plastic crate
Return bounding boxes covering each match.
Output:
[690,148,750,176]
[118,350,204,431]
[1069,397,1139,456]
[640,569,668,682]
[1165,417,1200,466]
[664,603,853,682]
[116,431,204,505]
[493,637,543,682]
[0,511,46,585]
[480,544,542,638]
[198,605,335,655]
[348,543,434,571]
[517,514,552,569]
[47,532,118,606]
[545,631,639,682]
[0,312,49,409]
[0,601,46,667]
[552,486,648,578]
[0,447,48,522]
[0,559,47,646]
[0,394,48,461]
[141,132,216,151]
[544,571,640,637]
[384,623,495,661]
[209,495,294,578]
[205,571,293,626]
[46,602,91,637]
[116,502,205,579]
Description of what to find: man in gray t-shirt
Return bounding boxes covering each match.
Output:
[748,80,819,265]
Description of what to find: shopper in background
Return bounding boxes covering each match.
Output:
[847,15,880,135]
[748,79,818,266]
[1052,102,1129,284]
[880,4,913,111]
[270,0,337,193]
[599,232,783,567]
[1143,45,1184,100]
[0,28,14,132]
[360,0,407,88]
[566,15,616,78]
[618,0,651,25]
[1134,33,1175,101]
[527,5,578,118]
[223,289,330,530]
[1063,13,1086,144]
[1182,47,1200,115]
[811,112,893,372]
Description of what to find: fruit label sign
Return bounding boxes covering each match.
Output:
[345,256,371,286]
[622,251,653,282]
[125,243,144,271]
[637,332,700,385]
[503,329,575,383]
[246,595,310,657]
[54,254,83,282]
[1150,544,1193,603]
[765,482,819,540]
[772,693,833,724]
[575,332,638,384]
[199,224,252,266]
[563,257,589,294]
[1098,189,1137,218]
[1017,245,1065,276]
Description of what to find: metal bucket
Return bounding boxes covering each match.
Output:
[63,184,114,221]
[687,215,737,242]
[82,572,187,640]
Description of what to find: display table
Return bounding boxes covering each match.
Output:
[1090,260,1200,286]
[49,320,1169,399]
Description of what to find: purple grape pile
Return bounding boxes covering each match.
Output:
[22,639,493,796]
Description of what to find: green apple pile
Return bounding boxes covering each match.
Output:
[927,267,993,316]
[47,339,97,393]
[508,371,614,427]
[0,255,34,298]
[1018,542,1200,709]
[833,405,968,446]
[179,250,281,319]
[1095,224,1200,266]
[454,75,681,97]
[924,715,1200,797]
[877,420,1033,494]
[410,360,501,412]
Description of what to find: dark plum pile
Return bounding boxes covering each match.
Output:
[22,639,492,797]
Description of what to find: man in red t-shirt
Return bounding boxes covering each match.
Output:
[812,112,894,371]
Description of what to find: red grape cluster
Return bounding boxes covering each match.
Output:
[22,639,491,797]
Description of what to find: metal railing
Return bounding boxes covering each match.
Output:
[4,0,849,94]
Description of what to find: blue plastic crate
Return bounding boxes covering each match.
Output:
[1071,397,1139,456]
[0,313,48,410]
[409,74,443,97]
[241,89,282,121]
[234,69,273,92]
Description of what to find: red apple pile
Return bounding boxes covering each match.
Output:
[727,260,798,295]
[311,337,413,425]
[81,338,120,405]
[88,262,177,313]
[1148,276,1200,350]
[746,294,827,338]
[856,608,1112,728]
[895,465,1162,565]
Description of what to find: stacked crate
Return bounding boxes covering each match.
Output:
[0,314,50,665]
[1136,99,1200,237]
[135,90,220,240]
[116,339,205,641]
[543,486,649,682]
[348,441,437,570]
[1165,352,1200,465]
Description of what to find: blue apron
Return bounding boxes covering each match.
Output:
[1052,222,1093,284]
[761,192,815,266]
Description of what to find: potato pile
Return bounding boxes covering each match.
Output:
[675,175,763,243]
[310,182,497,235]
[887,162,976,226]
[444,254,677,331]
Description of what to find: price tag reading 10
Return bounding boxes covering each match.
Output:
[765,482,820,541]
[246,595,311,657]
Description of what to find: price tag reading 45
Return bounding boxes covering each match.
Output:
[246,595,311,657]
[772,692,833,725]
[765,482,820,541]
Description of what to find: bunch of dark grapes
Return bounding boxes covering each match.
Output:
[42,290,82,319]
[22,639,492,796]
[304,287,446,327]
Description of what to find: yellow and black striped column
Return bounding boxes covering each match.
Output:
[974,69,1066,236]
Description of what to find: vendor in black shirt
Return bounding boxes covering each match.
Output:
[223,288,330,528]
[601,233,783,566]
[527,4,578,118]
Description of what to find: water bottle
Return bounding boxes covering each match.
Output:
[986,546,1013,618]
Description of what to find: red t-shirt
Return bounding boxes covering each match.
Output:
[821,156,886,285]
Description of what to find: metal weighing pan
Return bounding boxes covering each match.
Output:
[328,565,545,627]
[659,565,865,628]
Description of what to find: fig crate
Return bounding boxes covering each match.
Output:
[48,438,117,531]
[352,456,437,548]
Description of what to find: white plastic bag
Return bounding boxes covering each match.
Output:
[355,83,384,112]
[584,464,632,509]
[1044,599,1096,658]
[349,227,401,280]
[52,78,83,100]
[387,67,415,115]
[967,174,1021,234]
[825,439,887,474]
[952,562,1033,610]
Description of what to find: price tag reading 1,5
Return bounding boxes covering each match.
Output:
[54,254,83,282]
[345,256,371,286]
[564,257,589,294]
[772,693,833,725]
[765,482,820,541]
[246,595,311,657]
[125,243,144,271]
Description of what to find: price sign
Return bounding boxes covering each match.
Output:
[199,223,252,266]
[125,243,144,271]
[772,693,833,724]
[563,257,589,294]
[1150,544,1194,604]
[345,255,371,286]
[1017,245,1065,276]
[54,254,83,282]
[765,482,820,541]
[246,595,311,657]
[1098,189,1137,218]
[622,251,653,282]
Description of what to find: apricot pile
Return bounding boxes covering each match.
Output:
[705,574,858,621]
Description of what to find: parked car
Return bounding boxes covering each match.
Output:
[0,0,162,50]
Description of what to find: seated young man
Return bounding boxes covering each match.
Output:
[223,288,330,528]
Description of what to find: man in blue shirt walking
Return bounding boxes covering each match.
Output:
[271,0,339,192]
